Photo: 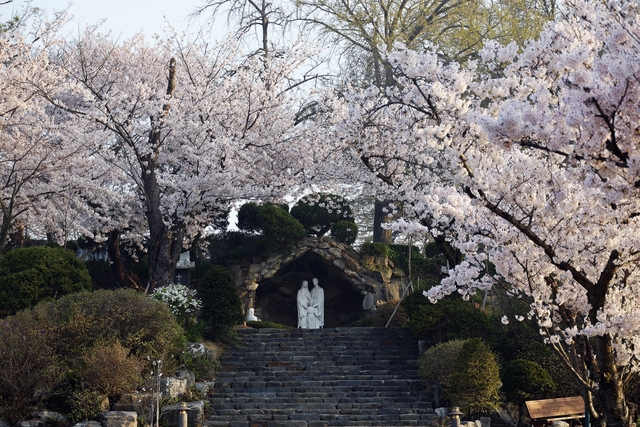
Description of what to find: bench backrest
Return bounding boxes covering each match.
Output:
[526,396,585,422]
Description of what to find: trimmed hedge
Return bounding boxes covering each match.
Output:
[330,220,358,245]
[199,265,244,342]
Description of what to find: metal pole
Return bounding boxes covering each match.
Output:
[179,402,188,427]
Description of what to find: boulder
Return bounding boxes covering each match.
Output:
[161,401,205,427]
[97,411,137,427]
[160,377,188,399]
[184,342,208,357]
[194,381,215,394]
[13,422,44,427]
[32,411,68,424]
[72,422,102,427]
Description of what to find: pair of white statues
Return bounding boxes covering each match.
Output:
[297,277,324,329]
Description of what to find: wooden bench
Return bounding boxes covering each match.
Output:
[526,396,585,427]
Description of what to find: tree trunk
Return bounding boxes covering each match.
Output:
[107,229,144,291]
[590,334,636,427]
[584,253,636,427]
[373,200,393,243]
[142,57,183,292]
[0,213,11,256]
[146,222,184,291]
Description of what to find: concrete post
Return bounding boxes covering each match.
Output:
[178,402,188,427]
[449,406,464,427]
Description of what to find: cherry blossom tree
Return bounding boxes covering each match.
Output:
[54,30,321,290]
[333,0,640,425]
[0,20,92,255]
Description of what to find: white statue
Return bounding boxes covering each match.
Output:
[297,280,312,328]
[246,307,259,322]
[310,277,325,329]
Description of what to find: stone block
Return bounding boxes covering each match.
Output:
[161,401,205,427]
[161,377,188,399]
[98,411,137,427]
[111,393,153,417]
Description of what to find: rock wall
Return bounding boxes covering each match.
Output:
[228,237,408,327]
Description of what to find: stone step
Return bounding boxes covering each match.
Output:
[209,327,429,426]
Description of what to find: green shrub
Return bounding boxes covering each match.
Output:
[199,266,244,343]
[501,358,555,426]
[67,389,107,423]
[237,202,306,253]
[0,289,182,423]
[351,300,406,327]
[388,244,445,278]
[449,338,501,415]
[419,339,467,407]
[501,358,556,401]
[0,312,63,423]
[246,320,293,329]
[290,194,354,237]
[360,242,389,257]
[0,246,92,316]
[330,220,358,245]
[492,316,577,397]
[179,348,219,381]
[402,293,495,345]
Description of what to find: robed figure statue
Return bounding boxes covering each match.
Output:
[310,277,325,329]
[297,280,311,328]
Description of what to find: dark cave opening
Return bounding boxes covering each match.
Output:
[254,251,366,328]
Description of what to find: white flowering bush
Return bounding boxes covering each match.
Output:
[151,284,201,327]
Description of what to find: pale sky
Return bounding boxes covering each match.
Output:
[7,0,227,41]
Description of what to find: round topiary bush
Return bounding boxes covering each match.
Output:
[290,194,355,237]
[0,246,92,316]
[419,339,467,407]
[330,220,358,245]
[448,338,501,415]
[199,265,245,343]
[237,202,306,253]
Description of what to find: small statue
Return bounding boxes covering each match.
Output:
[310,277,325,329]
[246,307,259,322]
[297,280,311,328]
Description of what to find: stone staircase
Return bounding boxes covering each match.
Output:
[205,327,434,427]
